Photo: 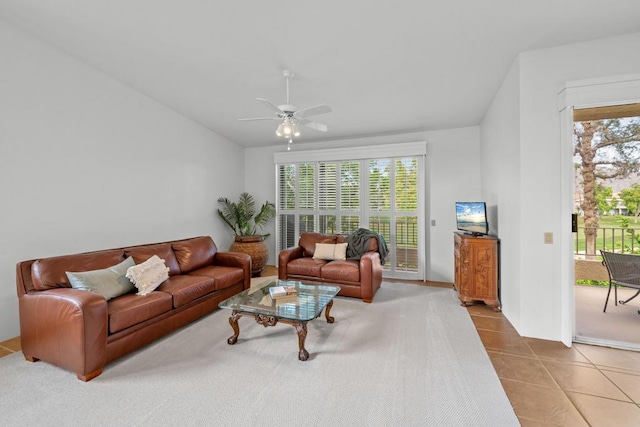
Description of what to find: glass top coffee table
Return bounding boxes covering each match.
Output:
[218,279,340,361]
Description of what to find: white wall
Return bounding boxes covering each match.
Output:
[244,127,482,282]
[0,19,245,341]
[425,127,482,281]
[481,31,640,342]
[481,58,522,331]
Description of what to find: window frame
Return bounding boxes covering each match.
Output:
[274,142,427,280]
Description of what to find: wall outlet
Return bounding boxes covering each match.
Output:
[431,220,436,226]
[544,232,553,244]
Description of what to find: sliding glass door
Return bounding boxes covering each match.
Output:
[367,158,421,279]
[276,154,424,280]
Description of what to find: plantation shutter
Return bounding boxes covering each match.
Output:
[318,162,337,233]
[298,163,316,234]
[394,158,419,273]
[369,159,392,252]
[274,142,426,280]
[340,161,361,234]
[277,164,296,250]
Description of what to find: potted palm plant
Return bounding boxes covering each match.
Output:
[217,192,276,277]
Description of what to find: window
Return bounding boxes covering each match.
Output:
[275,143,426,280]
[318,162,337,233]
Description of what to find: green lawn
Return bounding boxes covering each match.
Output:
[574,215,640,285]
[586,215,640,229]
[575,215,640,254]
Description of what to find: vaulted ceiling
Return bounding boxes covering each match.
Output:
[2,1,640,147]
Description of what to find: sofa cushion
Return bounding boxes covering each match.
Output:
[124,243,181,276]
[187,265,244,291]
[108,292,172,334]
[286,257,327,277]
[66,256,136,300]
[299,233,338,257]
[313,243,348,261]
[32,249,126,291]
[172,236,217,273]
[321,260,361,282]
[125,255,169,296]
[156,275,216,308]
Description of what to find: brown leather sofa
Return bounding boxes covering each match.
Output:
[278,232,382,303]
[16,236,250,381]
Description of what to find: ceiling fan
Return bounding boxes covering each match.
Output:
[238,70,331,147]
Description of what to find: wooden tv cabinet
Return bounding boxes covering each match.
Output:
[453,232,500,311]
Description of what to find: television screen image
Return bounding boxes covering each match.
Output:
[455,202,488,235]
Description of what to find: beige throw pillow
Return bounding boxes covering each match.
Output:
[313,243,348,261]
[125,255,169,296]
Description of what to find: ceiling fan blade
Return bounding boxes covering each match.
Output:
[238,117,279,121]
[294,104,331,118]
[256,98,285,114]
[298,119,328,132]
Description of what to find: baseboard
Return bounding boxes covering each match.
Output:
[574,335,640,352]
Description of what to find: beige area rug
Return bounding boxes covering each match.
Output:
[0,279,518,426]
[575,284,640,348]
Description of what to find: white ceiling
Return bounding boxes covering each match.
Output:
[2,1,640,148]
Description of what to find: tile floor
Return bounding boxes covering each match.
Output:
[2,273,639,426]
[467,303,640,426]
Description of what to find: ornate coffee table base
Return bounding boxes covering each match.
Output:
[226,300,335,361]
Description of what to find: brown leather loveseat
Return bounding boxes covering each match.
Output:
[16,236,250,381]
[278,232,383,303]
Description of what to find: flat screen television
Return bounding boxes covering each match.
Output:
[455,202,489,236]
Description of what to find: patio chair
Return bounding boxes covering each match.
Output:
[600,250,640,312]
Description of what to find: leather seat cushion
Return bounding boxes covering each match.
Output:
[299,233,338,257]
[286,257,327,277]
[172,236,217,273]
[187,265,244,290]
[321,260,361,282]
[31,249,125,291]
[108,292,172,334]
[124,243,181,276]
[156,275,215,308]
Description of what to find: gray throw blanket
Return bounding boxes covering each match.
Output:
[345,228,389,265]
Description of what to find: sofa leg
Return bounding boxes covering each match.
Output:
[77,369,103,382]
[24,355,40,363]
[363,298,372,303]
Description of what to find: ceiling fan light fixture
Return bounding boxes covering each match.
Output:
[239,69,330,149]
[282,120,293,137]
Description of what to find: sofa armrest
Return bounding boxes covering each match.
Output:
[214,251,252,289]
[359,251,383,303]
[278,247,304,280]
[18,288,107,381]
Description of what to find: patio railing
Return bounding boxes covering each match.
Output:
[574,227,639,256]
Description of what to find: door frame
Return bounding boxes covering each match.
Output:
[558,73,640,346]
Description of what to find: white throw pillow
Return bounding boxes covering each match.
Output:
[313,243,348,261]
[125,255,169,296]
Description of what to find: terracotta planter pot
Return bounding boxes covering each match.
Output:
[229,236,269,277]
